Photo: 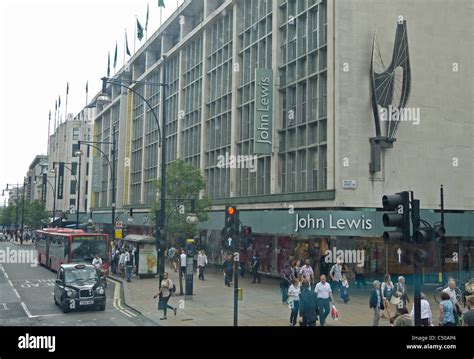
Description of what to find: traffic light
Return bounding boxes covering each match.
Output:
[433,222,446,245]
[242,226,252,248]
[224,205,239,249]
[382,191,410,243]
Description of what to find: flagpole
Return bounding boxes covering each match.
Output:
[54,103,57,131]
[114,41,117,75]
[145,2,149,41]
[47,111,51,153]
[160,7,163,27]
[124,29,126,66]
[65,84,69,121]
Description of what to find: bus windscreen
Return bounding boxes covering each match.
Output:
[71,236,107,263]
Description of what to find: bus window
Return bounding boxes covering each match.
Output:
[71,238,107,263]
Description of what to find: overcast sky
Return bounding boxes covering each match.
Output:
[0,0,179,202]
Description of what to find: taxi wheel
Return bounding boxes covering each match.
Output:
[54,295,58,306]
[61,297,71,313]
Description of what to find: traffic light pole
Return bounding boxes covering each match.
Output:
[410,192,422,327]
[233,226,240,327]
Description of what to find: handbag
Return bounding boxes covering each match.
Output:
[390,296,400,305]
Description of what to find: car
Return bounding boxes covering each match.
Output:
[53,263,106,313]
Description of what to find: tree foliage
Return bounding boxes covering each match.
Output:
[152,160,211,245]
[0,200,48,228]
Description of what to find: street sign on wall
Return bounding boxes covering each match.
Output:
[91,156,102,192]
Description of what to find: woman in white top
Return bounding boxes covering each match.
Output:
[197,250,208,281]
[153,272,177,320]
[288,278,301,326]
[381,274,394,319]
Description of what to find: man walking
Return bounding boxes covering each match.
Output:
[314,275,334,326]
[180,249,187,278]
[329,259,343,300]
[298,280,319,326]
[251,251,261,283]
[223,254,234,287]
[197,250,208,281]
[463,295,474,326]
[370,280,385,326]
[125,249,133,282]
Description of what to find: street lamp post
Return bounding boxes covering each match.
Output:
[20,178,26,244]
[80,127,116,239]
[100,55,167,285]
[75,146,83,229]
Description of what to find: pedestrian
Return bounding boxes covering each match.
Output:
[172,249,179,272]
[288,278,301,326]
[118,250,126,278]
[329,259,343,301]
[180,249,187,278]
[92,254,103,272]
[394,276,409,309]
[443,279,462,325]
[392,307,412,326]
[298,280,319,326]
[153,272,177,320]
[381,274,394,319]
[292,259,301,279]
[251,251,261,283]
[197,250,208,281]
[314,274,333,326]
[340,274,350,303]
[111,248,120,275]
[167,246,176,270]
[299,259,314,289]
[239,247,247,278]
[410,292,433,326]
[125,250,134,282]
[280,263,293,303]
[439,292,456,326]
[369,280,385,326]
[463,295,474,326]
[223,254,234,287]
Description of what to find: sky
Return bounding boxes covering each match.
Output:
[0,0,180,203]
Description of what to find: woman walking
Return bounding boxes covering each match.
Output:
[288,278,301,326]
[154,272,177,320]
[381,274,394,319]
[369,280,385,326]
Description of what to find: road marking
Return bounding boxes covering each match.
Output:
[21,302,38,318]
[13,288,21,299]
[112,281,136,318]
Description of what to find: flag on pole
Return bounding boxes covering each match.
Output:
[125,31,131,56]
[113,42,118,69]
[137,18,144,41]
[85,81,88,94]
[66,82,69,95]
[107,51,111,77]
[55,100,57,111]
[158,0,165,7]
[58,95,61,108]
[145,3,149,31]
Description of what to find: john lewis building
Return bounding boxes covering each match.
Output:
[89,0,473,281]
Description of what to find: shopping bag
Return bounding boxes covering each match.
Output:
[331,305,339,320]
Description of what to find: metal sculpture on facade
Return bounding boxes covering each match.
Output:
[369,19,411,173]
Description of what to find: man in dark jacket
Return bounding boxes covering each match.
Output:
[223,254,234,287]
[299,280,319,326]
[369,280,385,326]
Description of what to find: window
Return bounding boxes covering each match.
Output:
[72,144,79,157]
[70,180,77,195]
[71,163,78,176]
[69,198,76,207]
[72,127,80,140]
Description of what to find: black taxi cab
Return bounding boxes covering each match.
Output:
[54,264,106,313]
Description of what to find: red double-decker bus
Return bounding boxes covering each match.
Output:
[35,228,109,272]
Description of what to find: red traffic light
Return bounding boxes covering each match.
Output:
[227,206,236,216]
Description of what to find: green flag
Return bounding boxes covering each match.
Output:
[137,18,144,41]
[158,0,165,7]
[125,31,131,56]
[113,42,118,68]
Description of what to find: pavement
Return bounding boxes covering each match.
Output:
[109,263,449,326]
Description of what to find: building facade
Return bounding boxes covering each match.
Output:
[26,155,48,203]
[46,109,95,222]
[88,0,473,281]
